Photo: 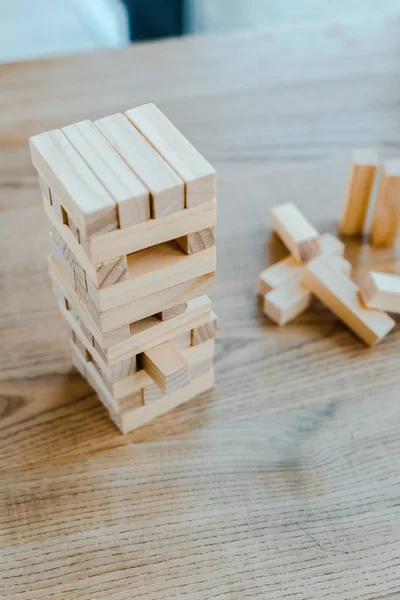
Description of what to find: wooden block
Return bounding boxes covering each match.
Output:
[302,257,395,346]
[192,311,218,345]
[38,173,51,204]
[94,113,184,218]
[142,341,189,393]
[51,191,68,225]
[96,257,128,288]
[71,343,87,378]
[263,256,351,325]
[114,368,214,433]
[116,339,215,401]
[176,227,216,255]
[359,271,400,313]
[30,129,118,237]
[339,149,378,236]
[172,330,192,350]
[156,302,187,321]
[271,203,321,261]
[370,160,400,247]
[50,231,75,287]
[125,103,216,208]
[62,120,150,228]
[258,232,344,296]
[89,198,217,264]
[66,213,80,243]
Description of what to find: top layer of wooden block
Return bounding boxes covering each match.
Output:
[125,103,216,208]
[94,113,184,219]
[30,129,118,238]
[271,203,321,262]
[359,271,400,313]
[62,120,150,228]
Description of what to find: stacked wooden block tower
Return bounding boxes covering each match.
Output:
[29,104,218,433]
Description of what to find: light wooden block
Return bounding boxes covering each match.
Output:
[88,199,217,264]
[113,367,214,433]
[192,311,218,345]
[359,271,400,313]
[263,255,351,325]
[176,227,216,255]
[156,302,187,321]
[94,113,184,218]
[95,257,128,288]
[172,330,192,350]
[115,339,214,401]
[50,230,75,287]
[339,149,378,236]
[142,341,189,393]
[302,257,395,346]
[62,120,150,228]
[71,343,87,379]
[271,203,321,261]
[258,232,344,296]
[370,160,400,247]
[30,129,118,237]
[125,103,216,208]
[38,174,51,204]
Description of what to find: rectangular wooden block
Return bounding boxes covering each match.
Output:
[271,203,321,261]
[359,271,400,313]
[142,340,189,393]
[192,311,218,345]
[370,160,400,247]
[30,129,118,237]
[112,367,214,433]
[339,149,378,236]
[38,174,51,204]
[302,257,395,346]
[263,255,351,325]
[258,232,344,296]
[94,113,184,218]
[125,103,216,208]
[62,120,150,228]
[83,199,217,264]
[176,227,216,255]
[156,303,187,321]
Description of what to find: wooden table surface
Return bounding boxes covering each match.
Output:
[2,16,400,599]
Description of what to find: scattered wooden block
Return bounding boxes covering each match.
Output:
[263,255,351,325]
[258,232,344,296]
[359,271,400,313]
[177,227,215,254]
[29,129,118,237]
[339,149,378,236]
[192,311,218,345]
[95,113,184,219]
[62,120,150,228]
[157,303,187,321]
[271,203,321,261]
[125,103,216,208]
[302,257,395,346]
[370,160,400,247]
[142,340,189,393]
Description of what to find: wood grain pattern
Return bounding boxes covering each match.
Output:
[2,17,400,599]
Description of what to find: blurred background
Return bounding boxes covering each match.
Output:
[1,0,399,63]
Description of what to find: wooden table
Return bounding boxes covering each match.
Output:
[1,17,400,599]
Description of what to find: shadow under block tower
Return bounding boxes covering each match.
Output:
[29,103,217,433]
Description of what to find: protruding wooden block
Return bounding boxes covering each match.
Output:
[125,103,216,208]
[302,258,395,346]
[176,227,216,255]
[62,120,150,228]
[192,311,218,345]
[142,340,189,393]
[156,303,187,321]
[370,160,400,247]
[94,113,184,219]
[29,129,118,237]
[96,256,128,288]
[263,255,351,325]
[258,232,344,296]
[359,271,400,313]
[339,149,378,236]
[271,203,321,262]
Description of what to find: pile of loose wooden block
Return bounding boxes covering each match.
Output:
[259,150,400,346]
[29,103,218,433]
